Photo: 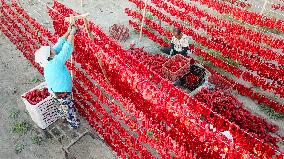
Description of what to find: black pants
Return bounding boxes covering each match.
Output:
[160,44,188,56]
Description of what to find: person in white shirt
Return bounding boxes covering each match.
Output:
[161,28,190,56]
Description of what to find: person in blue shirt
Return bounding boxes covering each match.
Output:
[35,25,79,128]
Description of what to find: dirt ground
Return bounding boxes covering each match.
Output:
[0,17,116,159]
[0,0,284,158]
[0,32,66,159]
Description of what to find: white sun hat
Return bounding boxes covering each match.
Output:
[35,46,51,68]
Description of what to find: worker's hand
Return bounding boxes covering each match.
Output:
[67,25,73,34]
[69,14,75,25]
[70,25,78,35]
[67,14,75,34]
[83,17,88,26]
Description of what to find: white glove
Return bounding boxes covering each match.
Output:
[67,25,72,33]
[70,25,78,35]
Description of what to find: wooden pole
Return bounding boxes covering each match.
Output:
[82,18,112,86]
[261,0,269,14]
[69,15,75,99]
[83,17,93,39]
[139,0,148,42]
[95,51,112,86]
[64,13,89,22]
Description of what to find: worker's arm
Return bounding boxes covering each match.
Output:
[65,26,76,48]
[55,40,73,63]
[52,31,70,55]
[55,28,76,63]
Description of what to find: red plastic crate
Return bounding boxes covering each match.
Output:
[162,54,192,81]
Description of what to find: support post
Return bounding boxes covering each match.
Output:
[138,0,148,42]
[95,51,112,86]
[65,13,89,22]
[69,15,75,99]
[261,0,269,14]
[83,17,93,39]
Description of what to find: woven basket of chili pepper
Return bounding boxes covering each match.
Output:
[181,65,206,91]
[162,54,192,82]
[21,82,61,129]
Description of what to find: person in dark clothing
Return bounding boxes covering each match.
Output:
[160,28,190,56]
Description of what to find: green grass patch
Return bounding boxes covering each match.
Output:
[192,41,240,67]
[31,135,43,145]
[165,25,174,32]
[221,14,239,23]
[30,77,40,83]
[259,104,284,119]
[133,29,139,35]
[146,12,155,20]
[207,49,240,67]
[25,61,32,68]
[12,121,31,134]
[15,143,25,154]
[163,37,170,44]
[134,11,156,21]
[196,55,204,62]
[9,109,20,120]
[193,41,201,48]
[24,110,29,116]
[144,24,153,32]
[196,42,241,67]
[147,131,154,137]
